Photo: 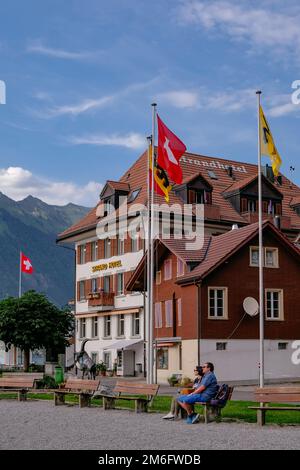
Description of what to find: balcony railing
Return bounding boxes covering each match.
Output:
[241,212,291,229]
[87,292,115,307]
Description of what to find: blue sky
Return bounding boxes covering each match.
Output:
[0,0,299,206]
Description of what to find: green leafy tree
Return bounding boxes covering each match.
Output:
[0,290,74,371]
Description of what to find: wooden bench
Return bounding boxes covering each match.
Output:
[0,377,35,401]
[100,381,160,413]
[53,378,101,408]
[249,386,300,426]
[181,386,234,423]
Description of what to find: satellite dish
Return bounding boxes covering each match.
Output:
[243,297,259,317]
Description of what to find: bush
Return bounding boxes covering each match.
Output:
[36,374,57,389]
[28,363,44,372]
[180,376,192,386]
[167,374,180,387]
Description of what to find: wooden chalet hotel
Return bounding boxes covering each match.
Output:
[58,150,300,382]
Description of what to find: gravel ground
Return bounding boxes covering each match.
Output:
[1,400,300,450]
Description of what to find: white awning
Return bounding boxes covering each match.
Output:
[103,339,143,350]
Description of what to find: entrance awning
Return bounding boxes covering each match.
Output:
[103,339,143,350]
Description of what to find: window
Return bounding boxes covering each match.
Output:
[92,317,98,338]
[104,316,111,337]
[117,236,124,255]
[177,298,182,326]
[117,350,123,367]
[177,258,185,277]
[278,342,288,350]
[250,246,259,266]
[117,314,125,337]
[103,352,111,369]
[155,302,162,328]
[128,188,141,203]
[103,276,110,293]
[164,259,172,280]
[91,278,98,293]
[132,313,140,336]
[266,289,283,320]
[157,348,168,369]
[208,287,228,319]
[79,281,85,301]
[79,244,86,264]
[117,273,124,295]
[265,248,279,268]
[165,300,173,328]
[248,199,257,213]
[104,238,111,258]
[188,189,204,204]
[91,352,98,363]
[156,271,161,285]
[104,198,113,215]
[91,241,98,261]
[79,318,86,338]
[216,342,227,351]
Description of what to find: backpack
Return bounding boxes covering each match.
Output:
[210,383,230,408]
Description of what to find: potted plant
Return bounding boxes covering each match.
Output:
[96,361,107,376]
[167,374,179,387]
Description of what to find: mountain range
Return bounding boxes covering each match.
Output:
[0,192,90,306]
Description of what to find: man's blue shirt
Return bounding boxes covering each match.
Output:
[196,371,218,400]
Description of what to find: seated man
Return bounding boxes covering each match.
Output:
[177,362,218,424]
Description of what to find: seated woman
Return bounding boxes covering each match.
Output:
[162,366,203,420]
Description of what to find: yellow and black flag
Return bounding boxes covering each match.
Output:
[259,105,282,176]
[149,145,172,203]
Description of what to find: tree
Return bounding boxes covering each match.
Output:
[0,290,74,371]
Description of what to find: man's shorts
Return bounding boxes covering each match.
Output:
[177,393,208,404]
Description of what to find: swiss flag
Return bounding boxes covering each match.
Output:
[157,115,186,184]
[21,252,33,274]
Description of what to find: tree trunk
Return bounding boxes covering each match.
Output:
[23,349,30,372]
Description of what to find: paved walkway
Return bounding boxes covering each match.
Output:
[0,400,300,450]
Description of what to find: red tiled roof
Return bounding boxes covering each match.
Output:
[291,196,300,207]
[160,236,211,263]
[177,220,300,284]
[58,149,300,240]
[106,181,130,192]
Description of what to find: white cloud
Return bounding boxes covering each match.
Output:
[39,96,114,118]
[68,132,146,150]
[27,42,101,61]
[177,1,300,52]
[0,167,101,206]
[158,90,199,108]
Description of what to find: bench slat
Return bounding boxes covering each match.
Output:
[0,379,35,388]
[249,406,300,411]
[64,378,100,392]
[255,387,300,394]
[255,394,300,402]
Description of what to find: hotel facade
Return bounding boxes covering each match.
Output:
[58,150,300,382]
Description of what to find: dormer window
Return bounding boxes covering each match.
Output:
[104,198,113,215]
[175,172,213,205]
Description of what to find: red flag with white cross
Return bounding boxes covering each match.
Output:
[157,114,186,184]
[21,252,34,274]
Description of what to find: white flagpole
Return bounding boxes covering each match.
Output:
[149,103,157,384]
[146,137,152,384]
[19,251,22,298]
[256,90,264,388]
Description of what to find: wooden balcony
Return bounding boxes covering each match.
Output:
[241,212,291,229]
[87,292,115,308]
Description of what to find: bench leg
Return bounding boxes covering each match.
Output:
[18,390,27,402]
[135,399,148,413]
[79,394,91,408]
[204,405,221,424]
[180,407,188,420]
[103,397,115,410]
[54,392,65,406]
[257,409,266,426]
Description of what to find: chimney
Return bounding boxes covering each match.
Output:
[231,224,239,230]
[227,166,233,178]
[274,215,281,230]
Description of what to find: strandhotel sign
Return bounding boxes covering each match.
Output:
[180,155,248,174]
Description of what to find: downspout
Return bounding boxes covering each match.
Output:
[196,280,202,366]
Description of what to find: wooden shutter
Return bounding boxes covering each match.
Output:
[275,203,282,215]
[77,282,80,301]
[241,198,247,212]
[206,191,212,204]
[262,201,268,213]
[188,189,196,204]
[77,246,81,264]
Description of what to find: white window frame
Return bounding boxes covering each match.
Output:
[91,241,98,261]
[91,317,98,338]
[265,289,284,321]
[79,244,86,264]
[132,312,140,337]
[79,280,85,301]
[208,287,228,319]
[117,314,125,337]
[104,316,111,337]
[104,238,111,259]
[91,278,98,294]
[165,300,173,328]
[117,273,124,295]
[249,246,259,267]
[117,236,124,255]
[264,247,279,268]
[79,318,86,338]
[177,258,185,277]
[155,302,162,328]
[164,259,172,281]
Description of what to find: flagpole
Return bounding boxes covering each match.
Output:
[149,103,157,384]
[19,251,22,298]
[146,137,152,384]
[256,90,264,388]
